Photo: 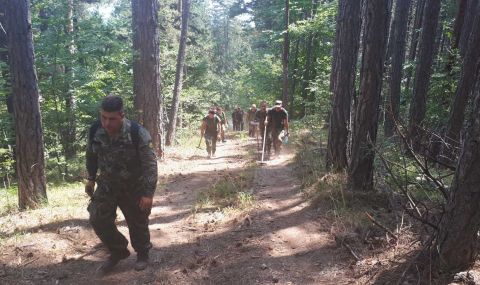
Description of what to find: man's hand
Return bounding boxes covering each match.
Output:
[85,180,95,197]
[138,196,153,212]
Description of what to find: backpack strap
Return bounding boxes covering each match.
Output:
[130,120,140,150]
[88,120,101,146]
[89,120,140,150]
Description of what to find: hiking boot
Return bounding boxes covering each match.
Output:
[97,249,130,275]
[211,153,216,158]
[134,252,149,271]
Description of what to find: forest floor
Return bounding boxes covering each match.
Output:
[0,132,471,284]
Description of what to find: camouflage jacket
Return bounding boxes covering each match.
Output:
[86,119,158,198]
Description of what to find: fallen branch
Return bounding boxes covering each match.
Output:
[394,124,448,200]
[20,257,39,267]
[342,242,362,262]
[365,212,398,241]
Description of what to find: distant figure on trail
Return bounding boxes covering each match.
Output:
[216,106,228,143]
[255,101,268,148]
[200,109,222,158]
[231,107,238,131]
[232,106,244,131]
[265,100,289,156]
[235,107,245,131]
[85,95,158,274]
[247,104,257,137]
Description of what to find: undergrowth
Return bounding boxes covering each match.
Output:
[194,162,256,213]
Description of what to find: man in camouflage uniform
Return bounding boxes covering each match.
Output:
[85,95,158,274]
[216,106,228,143]
[265,100,289,156]
[247,104,257,137]
[255,101,268,149]
[200,109,222,158]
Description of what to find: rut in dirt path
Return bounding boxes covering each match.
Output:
[0,136,355,285]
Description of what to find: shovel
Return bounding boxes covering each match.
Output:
[259,125,268,165]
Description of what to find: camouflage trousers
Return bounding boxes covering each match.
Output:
[204,132,218,155]
[88,182,152,255]
[266,127,283,154]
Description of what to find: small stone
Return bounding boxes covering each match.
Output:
[272,277,279,283]
[261,263,268,270]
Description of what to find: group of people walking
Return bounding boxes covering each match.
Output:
[84,95,290,276]
[200,100,289,159]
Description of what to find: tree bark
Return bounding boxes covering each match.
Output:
[289,38,300,116]
[459,0,479,58]
[433,71,480,274]
[63,0,76,159]
[405,0,425,92]
[347,0,388,191]
[166,0,190,146]
[301,34,314,115]
[385,0,412,137]
[442,5,480,159]
[326,0,362,171]
[281,0,290,106]
[452,0,468,49]
[406,0,441,152]
[5,0,47,209]
[132,0,164,158]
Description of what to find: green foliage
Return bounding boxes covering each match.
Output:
[195,170,256,211]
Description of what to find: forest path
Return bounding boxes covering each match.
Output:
[0,134,355,285]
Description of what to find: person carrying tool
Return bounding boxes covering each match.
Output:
[265,100,289,156]
[247,104,257,137]
[200,109,222,158]
[255,101,268,150]
[216,106,228,142]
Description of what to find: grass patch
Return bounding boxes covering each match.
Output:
[194,165,256,213]
[0,182,87,241]
[0,186,18,216]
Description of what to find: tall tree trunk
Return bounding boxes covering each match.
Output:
[406,0,441,152]
[326,0,362,171]
[5,0,47,209]
[405,0,425,92]
[452,0,468,49]
[433,70,480,274]
[301,35,314,116]
[347,0,388,191]
[132,0,164,158]
[281,0,290,106]
[166,0,190,146]
[289,38,300,117]
[385,0,412,137]
[384,0,396,61]
[442,5,480,160]
[459,0,479,58]
[299,0,318,117]
[64,0,76,160]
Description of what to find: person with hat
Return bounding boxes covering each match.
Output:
[247,104,258,137]
[200,109,222,158]
[265,100,289,156]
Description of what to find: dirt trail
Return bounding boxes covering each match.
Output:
[0,136,356,285]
